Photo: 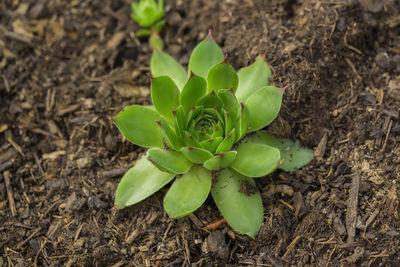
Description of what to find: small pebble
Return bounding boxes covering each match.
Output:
[105,134,118,152]
[76,156,93,169]
[375,52,390,68]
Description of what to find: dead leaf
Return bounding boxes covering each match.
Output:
[12,19,35,39]
[45,17,65,45]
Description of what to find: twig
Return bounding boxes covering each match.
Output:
[380,119,392,153]
[346,175,360,243]
[3,170,16,216]
[102,168,127,179]
[282,236,301,258]
[17,227,42,249]
[0,161,13,172]
[203,219,226,231]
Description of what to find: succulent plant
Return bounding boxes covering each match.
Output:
[130,0,166,50]
[131,0,164,28]
[114,33,313,237]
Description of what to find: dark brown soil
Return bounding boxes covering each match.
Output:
[1,0,400,266]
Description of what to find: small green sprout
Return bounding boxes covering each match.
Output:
[131,0,166,50]
[114,33,313,237]
[131,0,164,28]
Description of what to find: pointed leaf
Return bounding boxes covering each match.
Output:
[203,151,237,171]
[183,131,203,148]
[158,117,182,150]
[173,105,186,139]
[245,86,282,132]
[180,75,207,113]
[243,131,313,171]
[148,148,192,174]
[164,166,212,218]
[217,89,239,122]
[188,36,224,79]
[151,76,180,121]
[200,137,223,153]
[114,105,163,148]
[151,50,187,90]
[186,106,203,128]
[231,142,280,177]
[211,168,263,237]
[215,129,235,154]
[181,147,213,164]
[223,110,234,135]
[207,62,238,93]
[196,93,223,109]
[236,56,271,101]
[115,155,175,209]
[234,103,249,142]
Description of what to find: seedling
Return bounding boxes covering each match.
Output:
[131,0,166,50]
[114,33,313,237]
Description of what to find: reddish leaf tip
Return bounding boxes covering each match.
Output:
[206,29,213,40]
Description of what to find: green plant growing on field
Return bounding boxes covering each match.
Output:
[131,0,166,50]
[114,33,313,237]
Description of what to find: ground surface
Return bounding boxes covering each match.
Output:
[1,0,400,266]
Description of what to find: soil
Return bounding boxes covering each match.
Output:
[1,0,400,266]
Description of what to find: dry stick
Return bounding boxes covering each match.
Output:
[380,119,392,153]
[203,219,226,231]
[3,170,17,216]
[282,235,301,259]
[17,227,42,249]
[346,175,360,243]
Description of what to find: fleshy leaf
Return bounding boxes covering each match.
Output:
[115,155,175,209]
[158,117,182,150]
[203,151,237,171]
[223,110,234,135]
[148,148,192,174]
[186,106,203,128]
[230,142,280,177]
[200,137,223,153]
[218,89,239,122]
[149,35,164,50]
[151,76,180,121]
[136,29,151,38]
[183,131,203,148]
[245,86,282,132]
[236,56,271,101]
[181,147,213,164]
[188,35,224,79]
[207,62,238,93]
[153,19,166,32]
[173,105,186,139]
[151,50,187,90]
[215,129,235,154]
[164,166,212,218]
[180,75,207,113]
[243,131,313,171]
[211,168,263,237]
[114,105,163,148]
[196,93,223,109]
[234,103,249,142]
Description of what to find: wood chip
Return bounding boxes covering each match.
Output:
[57,104,80,116]
[314,132,328,160]
[3,170,16,216]
[42,150,66,160]
[346,175,360,243]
